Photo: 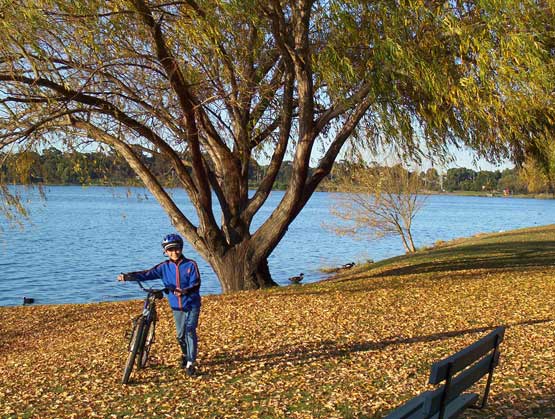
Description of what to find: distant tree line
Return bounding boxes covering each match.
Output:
[1,148,137,185]
[328,163,552,196]
[0,148,310,189]
[1,148,552,195]
[419,167,530,194]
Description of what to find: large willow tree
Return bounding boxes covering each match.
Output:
[1,0,553,291]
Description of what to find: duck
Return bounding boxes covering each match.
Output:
[341,262,355,269]
[288,273,304,283]
[23,297,35,305]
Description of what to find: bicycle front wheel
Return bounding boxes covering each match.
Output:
[139,315,156,368]
[122,316,146,384]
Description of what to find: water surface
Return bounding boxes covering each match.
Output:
[0,186,553,306]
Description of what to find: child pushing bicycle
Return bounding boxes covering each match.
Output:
[118,233,201,377]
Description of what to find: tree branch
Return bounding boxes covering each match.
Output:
[245,71,294,222]
[314,82,373,133]
[0,73,201,205]
[70,118,209,257]
[303,93,374,202]
[131,0,219,213]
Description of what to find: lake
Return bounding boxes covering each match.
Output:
[0,186,553,306]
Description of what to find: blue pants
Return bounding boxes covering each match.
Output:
[172,307,200,364]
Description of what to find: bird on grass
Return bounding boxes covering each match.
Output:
[341,262,355,269]
[288,273,304,283]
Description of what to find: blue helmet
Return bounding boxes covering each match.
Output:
[162,233,183,251]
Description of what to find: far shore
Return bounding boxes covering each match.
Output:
[5,181,555,199]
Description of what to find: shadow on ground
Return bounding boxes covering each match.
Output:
[371,240,555,279]
[203,318,554,369]
[462,391,555,419]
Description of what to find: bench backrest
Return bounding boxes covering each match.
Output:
[384,326,506,419]
[429,327,505,384]
[422,326,505,417]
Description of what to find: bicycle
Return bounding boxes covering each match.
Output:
[121,279,169,384]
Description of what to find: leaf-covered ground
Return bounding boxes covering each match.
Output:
[1,225,555,418]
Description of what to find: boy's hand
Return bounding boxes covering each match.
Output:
[117,273,127,282]
[173,288,183,296]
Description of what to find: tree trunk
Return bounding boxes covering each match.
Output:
[252,258,276,289]
[210,245,278,293]
[398,228,416,254]
[406,229,417,253]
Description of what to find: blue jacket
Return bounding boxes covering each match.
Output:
[127,257,201,311]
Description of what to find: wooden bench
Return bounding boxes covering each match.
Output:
[384,326,506,419]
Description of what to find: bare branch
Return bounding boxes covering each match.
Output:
[0,109,82,145]
[70,118,209,256]
[131,0,224,220]
[314,82,373,133]
[245,72,294,221]
[327,164,426,253]
[0,73,201,203]
[304,92,375,201]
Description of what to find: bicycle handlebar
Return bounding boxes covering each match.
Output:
[120,274,171,296]
[136,280,170,294]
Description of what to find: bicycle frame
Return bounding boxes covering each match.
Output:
[126,298,155,353]
[137,283,162,328]
[122,280,167,384]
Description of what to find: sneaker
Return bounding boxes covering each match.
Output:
[185,364,196,377]
[180,355,187,369]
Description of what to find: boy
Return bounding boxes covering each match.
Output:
[118,233,201,376]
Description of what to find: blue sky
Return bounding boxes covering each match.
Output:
[439,147,513,173]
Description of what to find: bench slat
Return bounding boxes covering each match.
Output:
[384,392,429,419]
[424,352,499,415]
[429,327,505,384]
[384,327,504,419]
[428,393,479,419]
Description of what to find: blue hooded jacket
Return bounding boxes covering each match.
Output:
[127,256,201,311]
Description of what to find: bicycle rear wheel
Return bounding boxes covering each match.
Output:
[122,316,146,384]
[139,315,156,368]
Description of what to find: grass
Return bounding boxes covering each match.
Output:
[1,225,555,418]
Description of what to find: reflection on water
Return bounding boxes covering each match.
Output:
[0,186,553,306]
